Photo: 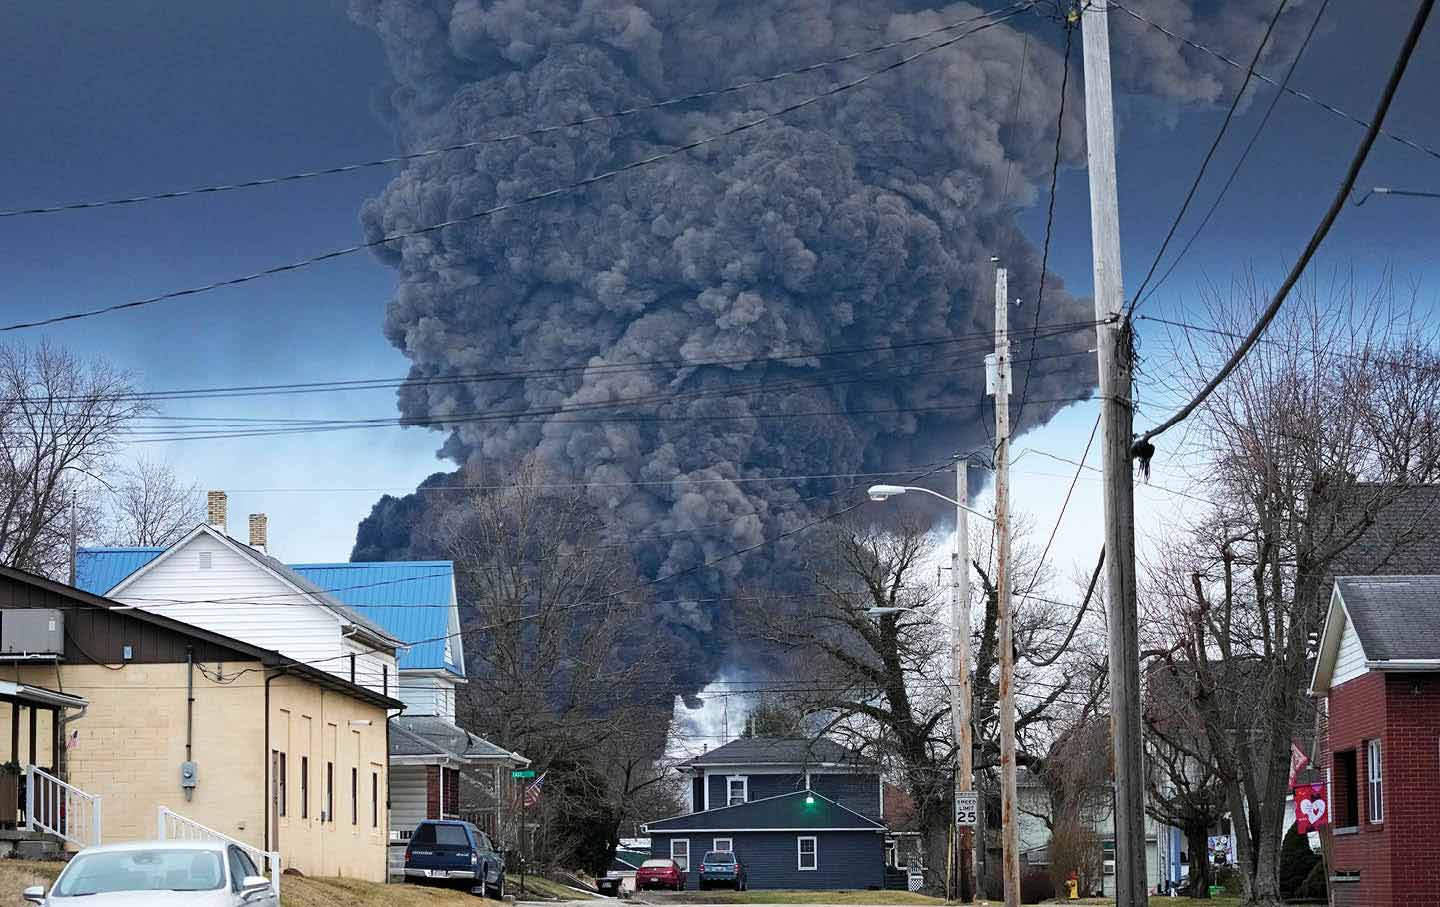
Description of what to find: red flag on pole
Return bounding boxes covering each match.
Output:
[1288,742,1311,786]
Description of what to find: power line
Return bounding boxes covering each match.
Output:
[1125,0,1292,314]
[1352,186,1440,205]
[1131,0,1330,311]
[1014,15,1075,430]
[0,3,1033,220]
[1109,0,1440,164]
[1136,0,1434,450]
[0,5,1031,334]
[1135,313,1440,372]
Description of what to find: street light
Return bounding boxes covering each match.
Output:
[867,465,978,902]
[866,484,995,522]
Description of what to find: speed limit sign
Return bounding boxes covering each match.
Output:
[955,792,978,827]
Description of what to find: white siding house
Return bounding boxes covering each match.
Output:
[106,523,400,695]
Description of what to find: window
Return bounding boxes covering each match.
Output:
[301,757,309,819]
[1334,749,1359,828]
[277,752,287,817]
[1367,739,1383,823]
[798,836,818,871]
[670,839,690,871]
[713,838,732,854]
[372,771,380,828]
[727,776,748,806]
[352,767,359,825]
[349,654,357,684]
[383,665,389,697]
[326,762,334,822]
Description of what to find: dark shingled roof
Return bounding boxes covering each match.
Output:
[645,790,885,832]
[1335,575,1440,661]
[680,737,871,768]
[390,716,521,762]
[1333,485,1440,577]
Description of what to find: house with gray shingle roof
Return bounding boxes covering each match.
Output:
[1311,575,1440,907]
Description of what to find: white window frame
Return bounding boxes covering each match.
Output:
[797,835,818,871]
[726,776,748,806]
[671,839,690,871]
[713,838,732,854]
[1367,739,1383,824]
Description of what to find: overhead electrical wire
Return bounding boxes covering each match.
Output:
[1130,0,1330,311]
[1109,0,1440,164]
[1137,0,1434,449]
[0,4,1032,334]
[1125,0,1293,314]
[0,2,1034,220]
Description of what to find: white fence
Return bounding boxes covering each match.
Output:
[25,765,102,850]
[156,806,281,897]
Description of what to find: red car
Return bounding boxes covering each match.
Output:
[636,858,687,891]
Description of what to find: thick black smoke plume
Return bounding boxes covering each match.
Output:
[348,0,1310,678]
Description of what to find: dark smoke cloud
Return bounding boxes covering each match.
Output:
[348,0,1305,674]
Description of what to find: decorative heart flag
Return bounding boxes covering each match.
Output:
[1293,782,1328,832]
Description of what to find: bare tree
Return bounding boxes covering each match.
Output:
[1141,275,1440,905]
[105,457,204,546]
[435,458,676,867]
[739,513,1102,892]
[0,341,148,576]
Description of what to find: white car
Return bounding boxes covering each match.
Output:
[22,839,277,906]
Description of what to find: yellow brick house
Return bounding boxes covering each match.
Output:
[0,561,402,881]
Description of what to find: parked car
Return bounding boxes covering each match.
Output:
[22,840,276,906]
[404,819,506,898]
[698,850,746,890]
[635,858,686,891]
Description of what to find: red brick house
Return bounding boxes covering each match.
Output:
[1310,575,1440,907]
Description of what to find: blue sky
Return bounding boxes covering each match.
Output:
[2,1,1437,572]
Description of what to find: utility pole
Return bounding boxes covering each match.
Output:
[68,492,78,586]
[991,263,1020,907]
[1080,3,1147,905]
[950,458,975,902]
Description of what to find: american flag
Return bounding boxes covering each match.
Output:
[523,772,547,808]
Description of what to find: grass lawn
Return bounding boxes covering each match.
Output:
[638,891,946,905]
[0,860,501,906]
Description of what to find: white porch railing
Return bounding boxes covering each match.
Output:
[25,765,102,850]
[156,806,281,897]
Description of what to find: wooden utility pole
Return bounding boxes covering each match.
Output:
[950,458,975,902]
[1080,3,1147,905]
[992,264,1020,907]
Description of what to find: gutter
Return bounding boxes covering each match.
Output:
[1365,659,1440,671]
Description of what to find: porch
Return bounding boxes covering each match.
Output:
[0,682,97,852]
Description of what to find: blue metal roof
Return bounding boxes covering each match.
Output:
[74,548,461,675]
[75,548,162,596]
[290,562,459,674]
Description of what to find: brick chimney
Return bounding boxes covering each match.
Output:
[248,513,268,552]
[206,491,228,533]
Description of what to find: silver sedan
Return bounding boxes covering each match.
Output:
[23,839,277,906]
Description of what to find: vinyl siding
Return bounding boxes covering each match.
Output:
[704,772,879,817]
[650,831,883,890]
[810,773,881,820]
[344,638,400,700]
[391,764,430,838]
[1333,616,1369,687]
[396,674,457,720]
[112,532,346,672]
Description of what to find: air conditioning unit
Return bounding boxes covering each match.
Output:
[0,610,63,659]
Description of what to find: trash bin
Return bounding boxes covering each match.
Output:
[1208,885,1222,897]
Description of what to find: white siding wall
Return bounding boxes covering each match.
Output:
[1333,616,1369,687]
[344,639,399,699]
[391,764,430,838]
[115,533,344,667]
[395,674,457,720]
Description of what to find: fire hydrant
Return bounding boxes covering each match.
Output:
[1066,872,1079,900]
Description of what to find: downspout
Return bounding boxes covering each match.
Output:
[185,647,195,775]
[264,668,283,854]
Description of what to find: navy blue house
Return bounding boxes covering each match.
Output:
[643,738,889,891]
